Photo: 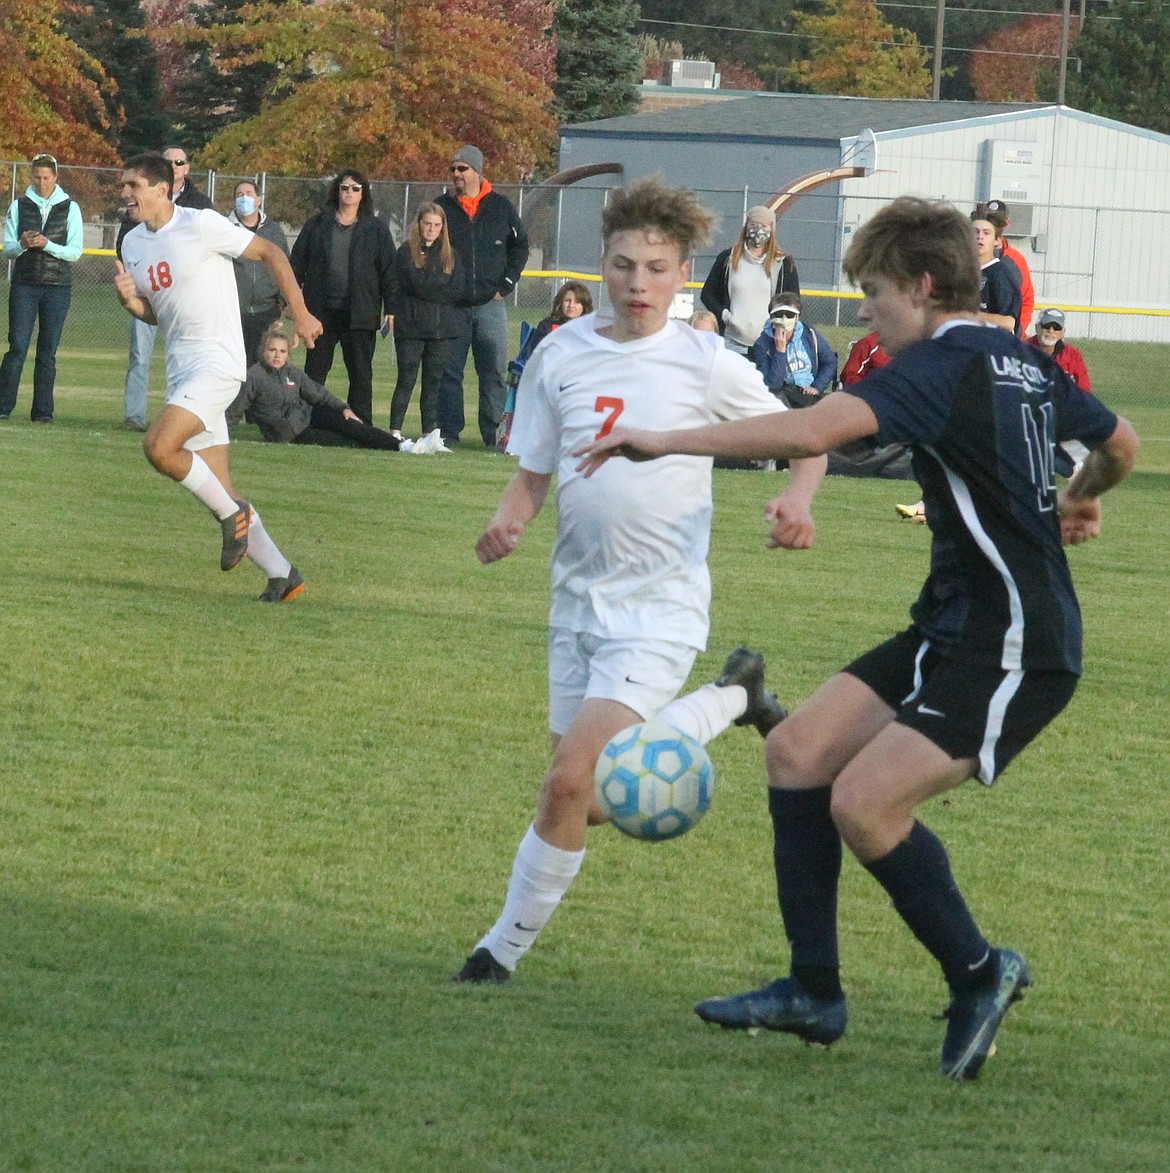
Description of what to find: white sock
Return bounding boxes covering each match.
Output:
[658,682,746,745]
[180,453,238,520]
[244,506,292,579]
[478,824,585,971]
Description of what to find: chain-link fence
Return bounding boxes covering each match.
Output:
[3,160,1167,446]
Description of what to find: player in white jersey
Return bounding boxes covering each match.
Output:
[454,178,827,984]
[114,153,323,600]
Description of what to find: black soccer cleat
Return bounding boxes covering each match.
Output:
[452,947,512,985]
[717,646,788,738]
[695,976,847,1046]
[939,948,1031,1080]
[258,565,305,603]
[219,500,251,571]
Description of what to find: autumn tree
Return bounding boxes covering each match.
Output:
[786,0,932,99]
[184,0,557,179]
[553,0,642,123]
[1067,0,1170,134]
[970,15,1080,103]
[0,0,122,164]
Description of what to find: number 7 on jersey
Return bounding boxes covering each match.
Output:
[594,396,624,439]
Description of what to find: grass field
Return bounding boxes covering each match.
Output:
[0,344,1168,1170]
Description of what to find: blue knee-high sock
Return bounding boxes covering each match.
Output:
[770,785,843,999]
[865,820,992,993]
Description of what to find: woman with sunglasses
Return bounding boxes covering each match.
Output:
[290,169,395,424]
[750,292,837,410]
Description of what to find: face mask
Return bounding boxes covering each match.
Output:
[744,226,771,249]
[235,195,257,217]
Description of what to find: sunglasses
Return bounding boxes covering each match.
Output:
[31,153,58,168]
[169,158,189,166]
[1040,322,1064,332]
[771,310,800,321]
[450,164,471,174]
[338,183,363,192]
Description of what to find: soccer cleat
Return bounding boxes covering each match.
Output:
[939,948,1031,1080]
[258,565,305,603]
[695,976,847,1046]
[717,646,788,738]
[219,500,251,571]
[895,501,926,524]
[452,947,512,985]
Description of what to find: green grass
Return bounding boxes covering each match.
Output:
[0,352,1167,1170]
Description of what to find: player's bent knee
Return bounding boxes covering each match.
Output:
[540,755,596,814]
[766,721,831,789]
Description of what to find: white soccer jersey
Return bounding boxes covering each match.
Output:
[508,314,786,649]
[120,206,254,389]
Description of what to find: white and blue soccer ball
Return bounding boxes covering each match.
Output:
[594,718,715,842]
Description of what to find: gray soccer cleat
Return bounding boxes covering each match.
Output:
[220,500,251,571]
[717,646,788,738]
[258,565,305,603]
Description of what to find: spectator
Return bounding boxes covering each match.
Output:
[118,145,215,431]
[840,330,891,386]
[496,280,594,452]
[227,324,400,450]
[700,205,799,355]
[971,213,1022,335]
[979,199,1034,335]
[1027,307,1090,390]
[229,179,290,363]
[1029,306,1093,475]
[688,309,720,332]
[0,153,83,423]
[750,293,836,408]
[386,202,466,440]
[436,144,530,448]
[290,169,395,424]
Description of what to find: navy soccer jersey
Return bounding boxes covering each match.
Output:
[842,322,1118,674]
[980,258,1022,334]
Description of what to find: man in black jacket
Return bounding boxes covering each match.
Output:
[436,145,529,447]
[119,146,214,430]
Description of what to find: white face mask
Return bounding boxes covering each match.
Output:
[235,195,257,217]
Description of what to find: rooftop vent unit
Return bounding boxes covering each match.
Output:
[661,59,718,88]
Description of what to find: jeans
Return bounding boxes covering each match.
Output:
[391,335,452,435]
[123,316,158,426]
[0,282,72,420]
[303,306,377,424]
[437,298,508,445]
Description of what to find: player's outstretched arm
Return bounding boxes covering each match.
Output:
[242,236,323,349]
[476,469,552,564]
[1058,416,1139,545]
[112,260,157,324]
[575,393,878,477]
[765,454,827,549]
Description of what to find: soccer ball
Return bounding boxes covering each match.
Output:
[594,718,715,842]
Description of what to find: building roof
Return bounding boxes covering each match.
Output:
[565,93,1047,145]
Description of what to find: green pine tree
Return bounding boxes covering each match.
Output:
[553,0,643,123]
[62,0,172,154]
[1066,0,1170,134]
[172,0,289,151]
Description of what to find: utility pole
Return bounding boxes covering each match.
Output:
[932,0,946,101]
[1058,0,1072,103]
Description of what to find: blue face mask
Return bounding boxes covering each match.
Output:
[235,195,257,217]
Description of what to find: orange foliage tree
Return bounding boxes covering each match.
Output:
[787,0,932,99]
[178,0,558,180]
[970,15,1081,103]
[0,0,122,165]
